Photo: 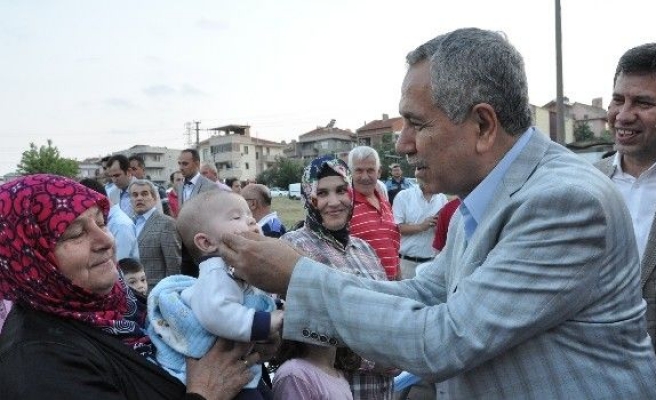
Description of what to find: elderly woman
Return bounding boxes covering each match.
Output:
[0,174,266,400]
[274,156,399,400]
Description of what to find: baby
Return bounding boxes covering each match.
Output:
[118,257,148,297]
[148,191,283,400]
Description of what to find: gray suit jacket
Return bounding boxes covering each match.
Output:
[595,156,656,349]
[175,174,219,208]
[137,210,181,287]
[283,131,656,399]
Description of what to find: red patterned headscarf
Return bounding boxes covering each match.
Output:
[0,174,150,350]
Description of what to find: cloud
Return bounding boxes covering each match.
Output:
[195,18,228,31]
[102,97,137,109]
[106,128,137,136]
[75,55,102,63]
[143,84,176,97]
[181,83,207,96]
[143,83,207,97]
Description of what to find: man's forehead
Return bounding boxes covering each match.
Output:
[130,184,151,192]
[354,159,378,169]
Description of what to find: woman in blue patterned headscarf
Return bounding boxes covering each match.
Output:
[272,155,393,400]
[299,154,353,249]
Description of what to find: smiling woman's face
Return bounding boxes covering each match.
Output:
[54,206,119,295]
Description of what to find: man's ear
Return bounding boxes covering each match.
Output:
[194,232,218,253]
[471,103,498,154]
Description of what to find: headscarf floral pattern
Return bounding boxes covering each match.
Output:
[0,174,151,353]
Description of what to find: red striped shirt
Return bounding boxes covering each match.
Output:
[350,189,400,279]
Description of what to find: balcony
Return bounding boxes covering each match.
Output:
[213,152,241,163]
[219,167,243,179]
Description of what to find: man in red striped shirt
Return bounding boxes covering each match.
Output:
[348,146,401,281]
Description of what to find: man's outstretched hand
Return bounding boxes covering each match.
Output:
[220,231,302,294]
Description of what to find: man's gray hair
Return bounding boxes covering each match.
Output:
[406,27,532,136]
[128,179,162,208]
[348,146,381,170]
[201,161,218,174]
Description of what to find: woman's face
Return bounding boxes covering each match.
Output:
[315,175,351,231]
[54,206,119,295]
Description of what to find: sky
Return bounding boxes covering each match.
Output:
[1,0,655,176]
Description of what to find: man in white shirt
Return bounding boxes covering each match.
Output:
[393,181,448,280]
[594,42,656,351]
[106,154,136,216]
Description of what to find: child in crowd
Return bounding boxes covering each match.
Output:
[118,257,148,297]
[270,340,356,400]
[147,191,282,400]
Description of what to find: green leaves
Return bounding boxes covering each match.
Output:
[17,139,79,178]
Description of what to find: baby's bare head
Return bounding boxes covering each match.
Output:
[177,191,259,260]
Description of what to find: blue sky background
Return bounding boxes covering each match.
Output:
[1,0,654,174]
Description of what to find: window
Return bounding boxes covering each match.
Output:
[245,162,250,170]
[243,145,249,154]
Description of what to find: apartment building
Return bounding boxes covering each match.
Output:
[206,124,285,182]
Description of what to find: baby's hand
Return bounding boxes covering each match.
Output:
[270,309,284,334]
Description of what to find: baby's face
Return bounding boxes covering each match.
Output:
[209,195,260,237]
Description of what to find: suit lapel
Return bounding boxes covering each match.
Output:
[138,212,158,243]
[192,178,203,197]
[499,130,551,198]
[446,130,550,291]
[594,157,616,178]
[640,213,656,288]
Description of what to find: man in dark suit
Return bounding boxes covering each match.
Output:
[129,179,181,288]
[594,42,656,351]
[176,148,219,276]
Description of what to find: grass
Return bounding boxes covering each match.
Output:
[272,196,305,229]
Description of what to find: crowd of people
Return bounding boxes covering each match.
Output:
[1,27,656,400]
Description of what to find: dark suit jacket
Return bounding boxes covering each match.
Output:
[0,304,184,399]
[137,210,181,287]
[595,156,656,348]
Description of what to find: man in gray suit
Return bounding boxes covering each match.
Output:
[176,148,219,277]
[219,28,656,399]
[130,179,181,287]
[176,148,219,207]
[595,42,656,351]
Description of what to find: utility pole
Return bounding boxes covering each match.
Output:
[194,121,201,146]
[555,0,566,144]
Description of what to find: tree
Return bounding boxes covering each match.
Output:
[17,139,79,177]
[373,132,411,181]
[573,122,595,142]
[256,156,305,189]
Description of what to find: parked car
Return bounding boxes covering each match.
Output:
[288,183,301,200]
[269,187,289,197]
